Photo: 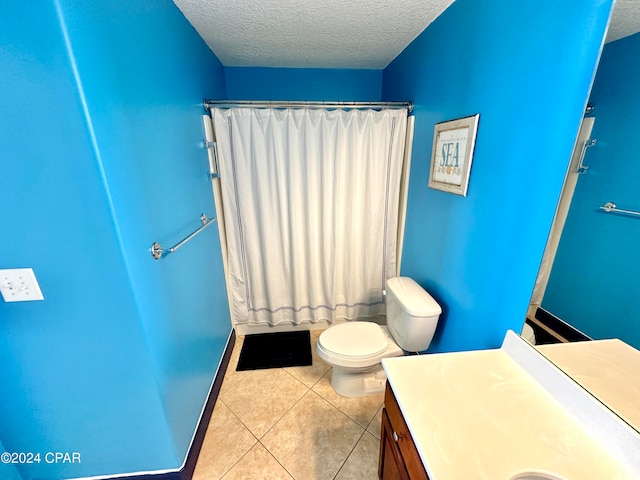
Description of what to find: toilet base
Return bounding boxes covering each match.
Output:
[330,364,388,397]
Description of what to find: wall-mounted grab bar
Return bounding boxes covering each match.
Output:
[151,213,216,259]
[599,202,640,218]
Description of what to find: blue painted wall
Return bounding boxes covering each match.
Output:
[382,0,612,352]
[0,1,229,479]
[225,67,382,100]
[0,440,21,480]
[542,33,640,349]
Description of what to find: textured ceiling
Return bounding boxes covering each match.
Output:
[172,0,454,68]
[172,0,640,69]
[606,0,640,43]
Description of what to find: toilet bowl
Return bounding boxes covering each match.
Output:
[317,277,442,397]
[316,321,404,396]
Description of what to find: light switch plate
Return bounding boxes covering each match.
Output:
[0,268,44,302]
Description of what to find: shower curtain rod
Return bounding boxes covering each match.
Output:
[203,100,413,112]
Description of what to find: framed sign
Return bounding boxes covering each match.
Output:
[428,114,480,196]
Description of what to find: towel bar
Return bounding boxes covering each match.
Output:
[599,202,640,218]
[151,213,216,259]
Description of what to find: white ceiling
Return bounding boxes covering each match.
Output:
[606,0,640,43]
[172,0,454,68]
[173,0,640,69]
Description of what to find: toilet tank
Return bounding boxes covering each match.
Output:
[386,277,442,352]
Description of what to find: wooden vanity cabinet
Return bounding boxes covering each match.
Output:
[378,382,430,480]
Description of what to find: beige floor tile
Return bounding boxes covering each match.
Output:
[221,367,308,438]
[367,405,383,440]
[335,431,380,480]
[309,327,326,338]
[261,390,365,480]
[192,401,257,480]
[283,335,331,388]
[220,335,252,394]
[221,443,294,480]
[312,370,384,428]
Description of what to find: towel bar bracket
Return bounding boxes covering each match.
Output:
[151,242,163,260]
[577,138,597,174]
[599,201,640,217]
[203,139,220,180]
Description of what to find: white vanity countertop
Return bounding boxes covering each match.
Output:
[538,339,640,430]
[382,347,636,480]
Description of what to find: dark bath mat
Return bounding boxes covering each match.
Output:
[236,330,312,371]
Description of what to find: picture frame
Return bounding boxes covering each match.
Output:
[428,114,480,197]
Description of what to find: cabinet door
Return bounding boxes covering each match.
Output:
[379,409,410,480]
[381,382,431,480]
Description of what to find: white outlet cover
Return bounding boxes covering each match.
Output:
[0,268,44,302]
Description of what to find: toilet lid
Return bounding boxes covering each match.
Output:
[319,322,388,357]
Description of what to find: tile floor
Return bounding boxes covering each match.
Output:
[193,330,383,480]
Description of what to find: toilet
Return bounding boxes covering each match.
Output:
[521,322,536,344]
[317,277,442,397]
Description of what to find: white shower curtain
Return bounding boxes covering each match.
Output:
[212,107,408,326]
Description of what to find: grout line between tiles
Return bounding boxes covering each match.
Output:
[218,397,261,443]
[214,337,381,480]
[209,404,263,479]
[281,361,330,390]
[257,439,296,480]
[331,426,369,480]
[217,439,260,480]
[258,381,313,440]
[364,404,383,435]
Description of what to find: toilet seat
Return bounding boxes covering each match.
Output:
[319,321,388,357]
[317,322,403,368]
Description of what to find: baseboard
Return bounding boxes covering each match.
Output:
[234,315,386,336]
[79,330,236,480]
[525,317,566,344]
[179,329,236,480]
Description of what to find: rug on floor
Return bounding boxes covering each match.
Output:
[236,330,312,371]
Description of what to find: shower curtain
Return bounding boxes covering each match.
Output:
[212,107,408,326]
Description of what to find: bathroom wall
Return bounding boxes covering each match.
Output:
[225,67,382,101]
[382,0,613,352]
[56,0,231,463]
[0,1,229,479]
[0,440,21,480]
[542,32,640,350]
